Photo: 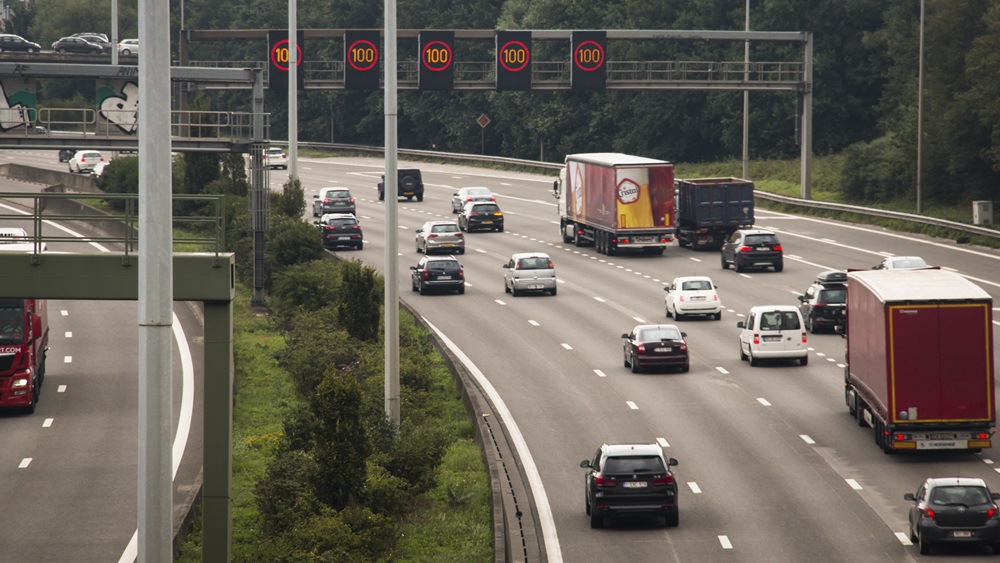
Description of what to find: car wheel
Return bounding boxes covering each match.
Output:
[378,189,385,201]
[458,249,465,255]
[418,282,427,295]
[665,304,673,318]
[991,543,1000,555]
[774,262,784,272]
[675,311,684,321]
[459,221,466,232]
[721,253,729,270]
[749,349,759,367]
[680,362,690,373]
[909,520,917,543]
[918,529,930,555]
[665,511,679,527]
[122,49,132,56]
[713,312,722,321]
[800,354,809,366]
[624,350,630,368]
[740,343,748,361]
[511,286,520,297]
[549,286,557,296]
[734,258,745,273]
[585,494,591,516]
[504,281,511,294]
[590,510,604,529]
[630,353,640,373]
[457,285,465,295]
[497,226,504,232]
[411,280,418,292]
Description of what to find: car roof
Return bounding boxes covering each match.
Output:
[926,477,990,488]
[631,323,682,333]
[885,255,924,262]
[424,254,459,261]
[815,270,847,284]
[320,213,357,220]
[748,305,800,313]
[0,227,28,237]
[74,150,101,155]
[510,252,551,260]
[465,201,499,208]
[673,275,714,283]
[602,443,663,457]
[738,228,777,236]
[459,186,491,192]
[424,220,458,227]
[319,187,349,194]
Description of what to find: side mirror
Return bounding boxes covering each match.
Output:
[992,493,1000,501]
[667,457,679,467]
[409,266,418,271]
[621,333,630,339]
[903,493,916,501]
[312,221,321,226]
[680,332,687,338]
[312,194,319,199]
[736,321,745,328]
[663,287,670,292]
[415,229,423,233]
[797,295,806,302]
[579,460,591,469]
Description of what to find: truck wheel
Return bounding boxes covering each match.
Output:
[856,398,868,427]
[607,242,617,256]
[678,237,689,248]
[574,229,583,247]
[562,224,573,244]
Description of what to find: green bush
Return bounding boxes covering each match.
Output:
[270,177,306,218]
[254,449,320,536]
[96,155,139,211]
[841,134,910,202]
[270,260,344,326]
[337,260,383,342]
[311,369,371,509]
[364,462,416,518]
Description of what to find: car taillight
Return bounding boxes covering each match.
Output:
[637,343,646,354]
[324,226,335,231]
[814,303,825,309]
[427,233,438,238]
[712,295,718,301]
[464,197,472,203]
[989,506,999,520]
[620,238,630,244]
[352,225,361,230]
[454,233,463,238]
[923,508,936,521]
[753,334,760,345]
[458,268,465,279]
[324,199,331,203]
[547,262,553,268]
[801,332,807,343]
[421,271,429,280]
[740,246,752,253]
[490,197,496,202]
[595,475,617,487]
[773,245,783,251]
[652,475,673,485]
[679,343,687,352]
[977,432,991,439]
[349,198,355,203]
[470,212,479,217]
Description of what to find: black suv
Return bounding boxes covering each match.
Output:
[798,270,847,334]
[720,228,783,272]
[315,213,363,250]
[378,168,424,202]
[410,255,465,295]
[580,443,680,528]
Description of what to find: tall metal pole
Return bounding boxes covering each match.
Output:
[916,0,924,214]
[137,0,173,558]
[111,0,118,65]
[384,0,400,427]
[288,0,297,180]
[742,0,750,179]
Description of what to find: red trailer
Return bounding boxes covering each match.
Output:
[0,298,48,414]
[843,270,995,452]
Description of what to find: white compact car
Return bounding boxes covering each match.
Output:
[664,276,721,320]
[264,147,288,170]
[68,150,104,173]
[736,305,808,366]
[0,227,45,252]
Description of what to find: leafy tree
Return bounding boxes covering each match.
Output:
[270,177,306,219]
[337,260,383,342]
[97,155,139,211]
[310,367,371,509]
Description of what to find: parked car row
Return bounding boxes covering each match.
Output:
[0,32,136,55]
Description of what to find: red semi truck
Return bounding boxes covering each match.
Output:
[552,153,675,256]
[0,298,48,414]
[843,269,995,453]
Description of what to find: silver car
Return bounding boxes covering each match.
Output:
[416,221,465,255]
[503,252,557,296]
[451,186,495,213]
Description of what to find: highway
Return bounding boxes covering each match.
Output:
[4,147,1000,561]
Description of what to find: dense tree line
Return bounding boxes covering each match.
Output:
[27,0,1000,208]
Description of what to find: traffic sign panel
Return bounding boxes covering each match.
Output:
[496,31,531,91]
[267,30,304,92]
[571,31,606,91]
[344,30,380,91]
[419,31,455,91]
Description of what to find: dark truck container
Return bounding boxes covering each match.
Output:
[843,269,995,453]
[675,177,754,250]
[552,153,675,256]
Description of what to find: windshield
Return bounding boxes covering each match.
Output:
[0,302,26,345]
[759,311,801,331]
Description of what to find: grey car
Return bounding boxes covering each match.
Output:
[312,187,356,217]
[503,252,556,296]
[451,187,495,213]
[905,477,1000,555]
[415,221,465,255]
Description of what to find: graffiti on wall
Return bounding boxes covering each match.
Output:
[96,80,139,135]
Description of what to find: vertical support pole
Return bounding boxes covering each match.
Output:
[288,0,297,180]
[916,0,925,214]
[250,71,267,307]
[137,0,173,559]
[799,32,813,200]
[384,0,400,428]
[742,0,750,180]
[201,299,234,563]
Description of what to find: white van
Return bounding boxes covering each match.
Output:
[736,305,808,366]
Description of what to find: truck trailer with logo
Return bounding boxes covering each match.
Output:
[0,298,48,414]
[842,269,995,452]
[552,153,675,256]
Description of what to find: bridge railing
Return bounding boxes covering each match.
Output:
[23,109,269,142]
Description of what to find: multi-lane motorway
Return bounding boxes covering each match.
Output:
[4,148,1000,561]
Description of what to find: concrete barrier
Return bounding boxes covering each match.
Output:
[0,163,102,192]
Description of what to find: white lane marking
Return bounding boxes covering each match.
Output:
[740,273,752,279]
[419,320,562,562]
[719,536,733,549]
[757,398,771,406]
[0,202,109,251]
[561,343,573,350]
[64,356,72,363]
[119,312,196,563]
[786,254,802,259]
[65,331,72,338]
[626,401,639,410]
[800,435,815,444]
[476,248,488,253]
[43,418,54,428]
[632,317,645,323]
[657,437,670,448]
[846,479,863,490]
[984,459,994,465]
[19,458,31,469]
[689,257,702,262]
[821,238,836,243]
[528,320,540,326]
[994,468,1000,475]
[837,363,846,368]
[688,482,702,494]
[496,300,506,305]
[61,310,69,316]
[827,358,836,362]
[594,297,606,303]
[895,532,913,546]
[716,367,729,375]
[816,352,826,357]
[594,369,607,378]
[57,385,66,393]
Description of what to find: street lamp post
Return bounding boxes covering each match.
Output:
[916,0,924,214]
[742,0,750,180]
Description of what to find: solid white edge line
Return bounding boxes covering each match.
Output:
[118,312,195,563]
[422,318,562,562]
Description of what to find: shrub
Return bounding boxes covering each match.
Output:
[254,449,320,536]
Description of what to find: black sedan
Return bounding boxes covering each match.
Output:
[52,36,104,54]
[410,255,465,295]
[314,213,363,250]
[622,324,689,373]
[905,477,1000,555]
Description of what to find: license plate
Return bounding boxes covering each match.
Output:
[951,531,973,538]
[654,347,672,352]
[482,220,493,224]
[692,296,705,301]
[763,335,782,342]
[634,236,655,243]
[337,236,350,240]
[442,243,454,247]
[917,440,967,450]
[438,275,452,280]
[623,481,648,489]
[528,284,542,289]
[929,433,956,439]
[758,247,770,250]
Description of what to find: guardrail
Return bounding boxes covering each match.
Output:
[293,141,999,242]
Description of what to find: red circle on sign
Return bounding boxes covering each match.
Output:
[421,40,453,72]
[573,40,604,72]
[347,39,379,72]
[270,39,303,70]
[498,40,530,73]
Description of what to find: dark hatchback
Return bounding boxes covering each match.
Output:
[798,270,847,333]
[51,36,104,54]
[580,443,680,529]
[720,228,783,272]
[622,324,689,373]
[315,213,363,250]
[410,256,465,295]
[459,202,504,232]
[905,477,1000,555]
